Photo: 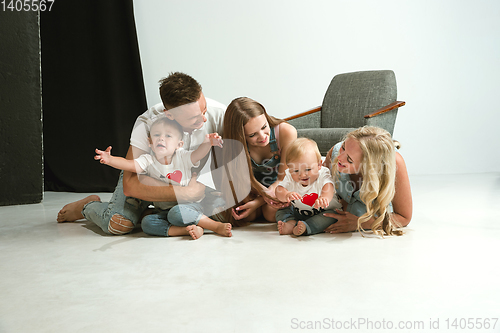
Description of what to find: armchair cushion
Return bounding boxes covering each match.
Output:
[296,128,355,156]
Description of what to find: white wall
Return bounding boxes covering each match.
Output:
[133,0,500,176]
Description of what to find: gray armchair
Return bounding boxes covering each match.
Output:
[285,70,405,155]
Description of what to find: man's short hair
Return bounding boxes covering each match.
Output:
[159,72,202,110]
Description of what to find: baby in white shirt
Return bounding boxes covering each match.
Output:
[94,116,232,239]
[276,138,341,236]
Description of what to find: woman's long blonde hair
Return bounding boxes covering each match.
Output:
[331,126,403,236]
[221,97,284,226]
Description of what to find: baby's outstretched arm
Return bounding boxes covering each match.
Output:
[313,183,334,209]
[276,185,302,203]
[95,146,145,174]
[190,133,223,165]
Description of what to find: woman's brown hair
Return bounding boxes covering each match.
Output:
[221,97,284,226]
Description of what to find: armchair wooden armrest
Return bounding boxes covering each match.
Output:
[284,100,405,122]
[364,101,405,119]
[284,106,321,121]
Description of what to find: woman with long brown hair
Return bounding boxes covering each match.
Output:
[221,97,297,225]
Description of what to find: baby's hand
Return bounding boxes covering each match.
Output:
[313,196,330,209]
[286,191,302,202]
[94,146,112,165]
[206,133,223,148]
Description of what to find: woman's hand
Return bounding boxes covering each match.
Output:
[262,195,288,209]
[232,199,261,220]
[262,187,288,209]
[323,209,360,233]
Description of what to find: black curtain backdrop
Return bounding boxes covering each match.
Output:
[41,0,147,192]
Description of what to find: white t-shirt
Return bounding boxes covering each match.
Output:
[129,98,226,154]
[135,149,200,209]
[278,166,341,215]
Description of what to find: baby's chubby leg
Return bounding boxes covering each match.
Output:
[276,205,296,235]
[166,225,204,240]
[168,203,232,237]
[292,221,307,236]
[277,220,296,235]
[186,225,204,240]
[197,216,232,237]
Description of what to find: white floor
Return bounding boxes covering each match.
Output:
[1,173,500,333]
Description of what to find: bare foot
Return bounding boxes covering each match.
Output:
[57,195,101,222]
[215,222,232,237]
[277,220,295,235]
[186,225,204,240]
[293,221,307,236]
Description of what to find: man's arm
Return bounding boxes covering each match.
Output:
[122,146,205,202]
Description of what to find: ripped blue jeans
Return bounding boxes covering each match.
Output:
[81,171,151,235]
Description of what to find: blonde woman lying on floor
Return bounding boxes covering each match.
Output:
[323,126,412,236]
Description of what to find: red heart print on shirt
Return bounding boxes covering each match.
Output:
[166,170,182,183]
[301,193,318,206]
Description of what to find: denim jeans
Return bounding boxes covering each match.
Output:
[276,206,338,235]
[81,172,151,234]
[141,194,226,237]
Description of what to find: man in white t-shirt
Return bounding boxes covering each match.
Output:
[57,72,226,235]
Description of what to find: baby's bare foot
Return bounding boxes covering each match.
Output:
[277,220,295,235]
[186,225,204,240]
[293,221,307,236]
[215,222,232,237]
[57,195,101,222]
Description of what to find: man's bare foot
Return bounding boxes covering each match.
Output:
[186,225,204,240]
[215,222,232,237]
[57,195,101,222]
[277,220,295,235]
[293,221,307,236]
